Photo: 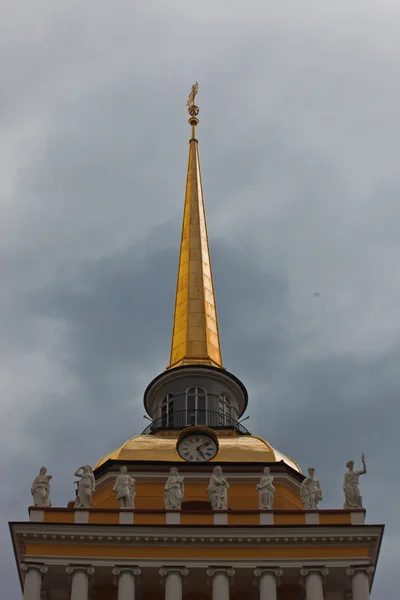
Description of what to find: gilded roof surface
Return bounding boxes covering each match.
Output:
[94,434,301,472]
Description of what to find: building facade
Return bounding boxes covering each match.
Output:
[10,89,383,600]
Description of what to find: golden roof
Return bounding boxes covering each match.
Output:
[94,434,301,472]
[167,86,223,370]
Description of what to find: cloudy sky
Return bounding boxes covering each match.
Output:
[1,0,400,596]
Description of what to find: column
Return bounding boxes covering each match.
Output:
[346,566,374,600]
[66,566,95,600]
[207,568,235,600]
[159,567,188,600]
[254,568,283,600]
[300,568,329,600]
[113,567,141,600]
[21,564,48,600]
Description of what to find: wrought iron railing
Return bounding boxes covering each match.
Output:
[141,409,250,435]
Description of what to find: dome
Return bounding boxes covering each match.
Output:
[94,434,301,472]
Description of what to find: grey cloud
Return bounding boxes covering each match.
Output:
[2,1,400,597]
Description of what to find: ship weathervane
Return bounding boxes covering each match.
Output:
[187,82,200,118]
[187,82,199,107]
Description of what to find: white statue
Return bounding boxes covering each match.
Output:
[300,468,323,509]
[256,466,275,509]
[164,467,184,509]
[343,454,367,509]
[31,466,52,506]
[113,466,136,508]
[207,466,229,510]
[74,465,95,508]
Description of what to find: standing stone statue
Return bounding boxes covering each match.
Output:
[207,466,229,510]
[343,453,367,509]
[164,467,184,509]
[256,466,275,509]
[300,468,323,509]
[113,466,136,509]
[74,465,96,508]
[31,466,52,506]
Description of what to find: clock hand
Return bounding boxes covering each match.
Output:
[197,447,206,459]
[197,442,210,450]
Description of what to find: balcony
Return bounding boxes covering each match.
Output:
[141,409,250,435]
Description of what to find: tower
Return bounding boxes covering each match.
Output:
[11,86,383,600]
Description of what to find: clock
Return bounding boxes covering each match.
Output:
[177,433,218,462]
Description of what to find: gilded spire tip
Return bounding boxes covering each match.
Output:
[187,82,199,138]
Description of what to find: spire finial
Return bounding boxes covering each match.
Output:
[187,82,199,139]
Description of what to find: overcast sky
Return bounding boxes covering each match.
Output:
[1,1,400,597]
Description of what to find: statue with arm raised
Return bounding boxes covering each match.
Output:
[343,453,367,509]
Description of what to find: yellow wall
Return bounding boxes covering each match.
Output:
[43,511,74,523]
[181,513,213,525]
[274,512,305,525]
[320,512,351,525]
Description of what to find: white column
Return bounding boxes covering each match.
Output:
[66,566,95,600]
[300,568,329,600]
[207,568,235,600]
[254,568,283,600]
[21,564,48,600]
[346,566,374,600]
[159,567,188,600]
[113,567,141,600]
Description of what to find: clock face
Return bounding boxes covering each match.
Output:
[178,434,218,462]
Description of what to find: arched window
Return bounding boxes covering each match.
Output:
[161,393,174,427]
[186,386,207,425]
[218,394,232,426]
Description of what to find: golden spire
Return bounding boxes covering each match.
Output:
[167,84,224,370]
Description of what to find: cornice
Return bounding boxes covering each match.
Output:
[11,521,383,578]
[11,522,383,548]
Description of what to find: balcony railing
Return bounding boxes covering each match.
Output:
[141,409,250,435]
